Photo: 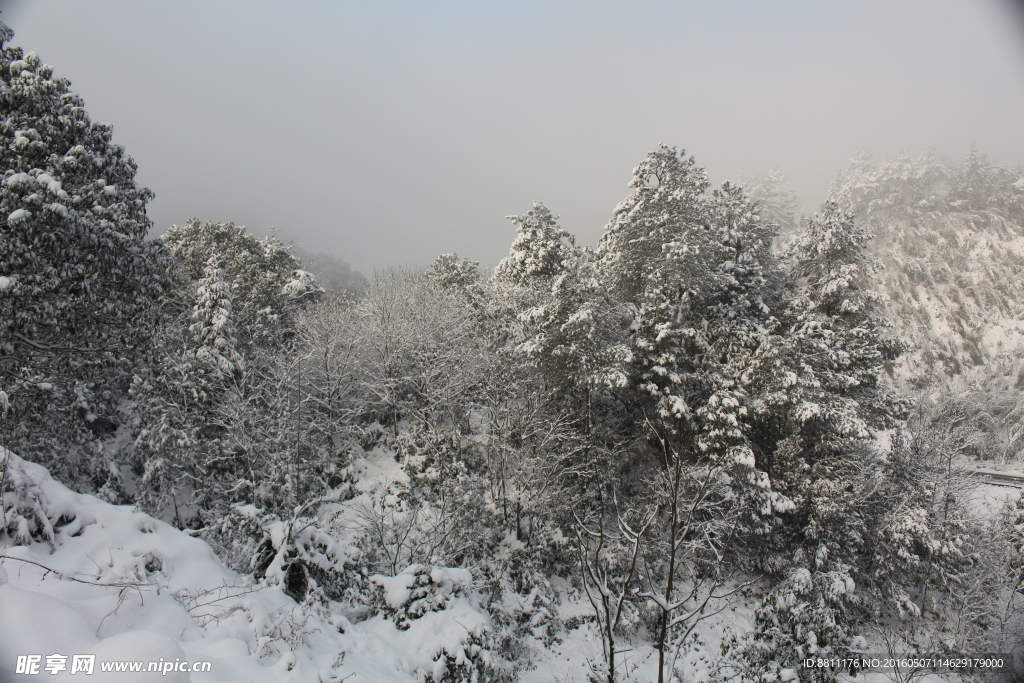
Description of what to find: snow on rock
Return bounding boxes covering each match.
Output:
[0,449,494,682]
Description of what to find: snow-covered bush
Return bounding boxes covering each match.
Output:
[369,564,508,682]
[1,447,56,548]
[245,503,357,604]
[370,564,473,628]
[396,426,466,486]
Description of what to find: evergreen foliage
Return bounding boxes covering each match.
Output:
[190,257,244,385]
[0,25,168,485]
[597,145,711,303]
[162,219,314,349]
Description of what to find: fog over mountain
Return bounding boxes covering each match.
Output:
[4,0,1024,272]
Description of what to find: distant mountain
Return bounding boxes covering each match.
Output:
[292,246,368,296]
[822,149,1024,384]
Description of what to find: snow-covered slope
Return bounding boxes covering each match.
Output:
[0,449,490,682]
[828,150,1024,383]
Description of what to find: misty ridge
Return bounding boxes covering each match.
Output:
[1,15,1024,683]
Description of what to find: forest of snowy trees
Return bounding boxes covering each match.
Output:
[2,23,1023,683]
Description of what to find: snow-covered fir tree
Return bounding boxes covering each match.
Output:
[0,24,168,486]
[607,151,779,478]
[597,145,711,303]
[494,202,574,286]
[495,204,628,401]
[428,253,481,290]
[190,257,244,385]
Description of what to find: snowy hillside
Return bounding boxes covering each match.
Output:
[828,150,1024,382]
[0,448,494,682]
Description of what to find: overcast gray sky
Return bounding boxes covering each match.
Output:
[5,0,1024,272]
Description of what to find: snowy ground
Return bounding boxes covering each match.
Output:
[0,448,489,682]
[3,445,1017,682]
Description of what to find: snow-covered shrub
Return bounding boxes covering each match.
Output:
[4,446,527,682]
[371,564,472,628]
[495,573,563,647]
[197,503,265,573]
[718,568,854,683]
[247,504,357,603]
[487,521,573,594]
[353,483,458,576]
[396,426,465,486]
[1,447,56,548]
[471,524,573,676]
[369,564,509,682]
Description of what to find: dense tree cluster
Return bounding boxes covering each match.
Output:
[2,26,1022,683]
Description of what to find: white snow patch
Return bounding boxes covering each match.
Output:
[0,449,493,682]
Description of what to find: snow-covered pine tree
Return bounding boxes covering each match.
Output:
[494,202,574,286]
[951,144,1024,220]
[781,201,902,449]
[0,25,168,484]
[770,203,901,558]
[526,247,631,401]
[162,219,307,349]
[280,268,325,306]
[427,253,485,310]
[494,203,628,397]
[596,145,710,304]
[789,200,881,323]
[190,257,244,385]
[130,261,244,524]
[493,204,630,458]
[621,168,780,477]
[428,253,481,290]
[727,203,906,675]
